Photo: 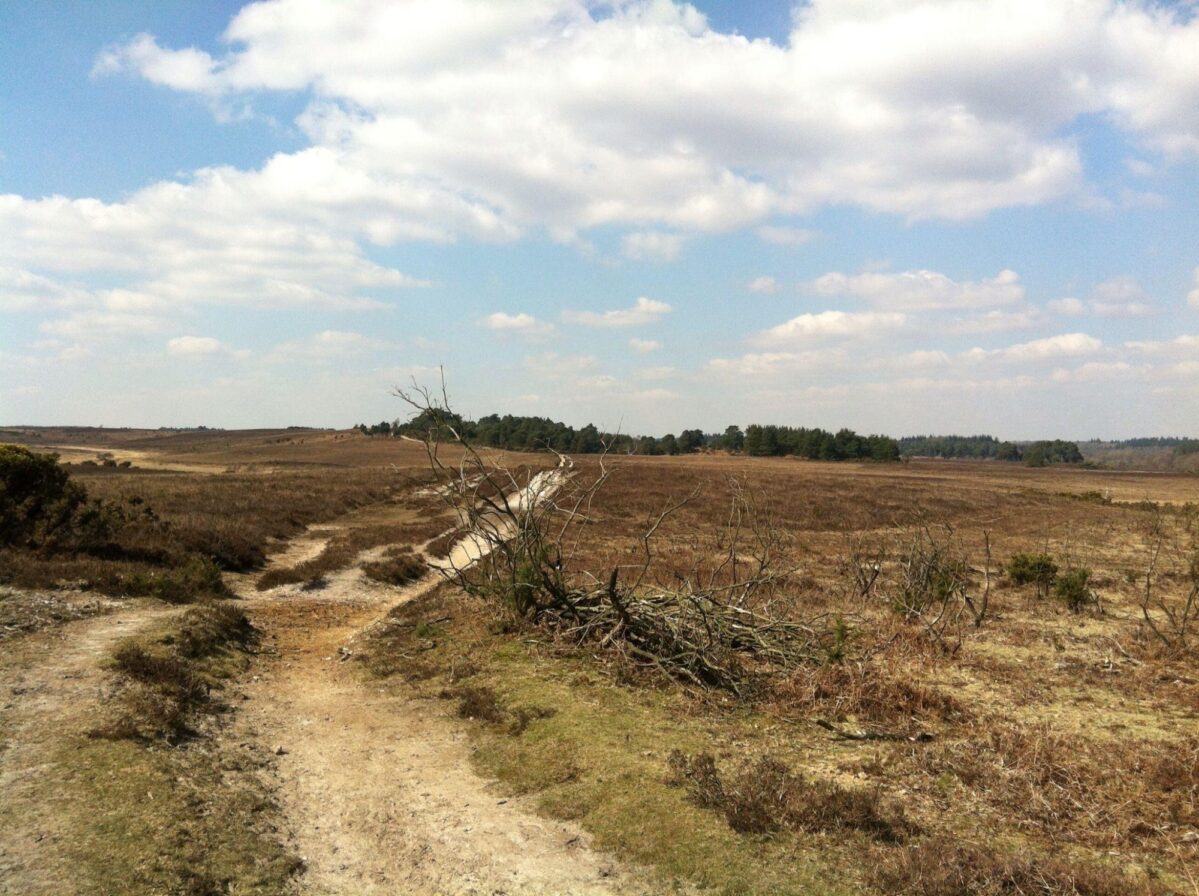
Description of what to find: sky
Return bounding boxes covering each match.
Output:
[1,0,1198,439]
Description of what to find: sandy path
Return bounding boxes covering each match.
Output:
[235,547,652,896]
[0,600,176,889]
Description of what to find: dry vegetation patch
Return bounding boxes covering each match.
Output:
[358,432,1199,894]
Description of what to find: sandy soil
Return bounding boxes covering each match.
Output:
[1,464,653,895]
[0,600,176,889]
[235,549,652,896]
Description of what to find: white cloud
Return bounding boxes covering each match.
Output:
[984,332,1103,362]
[750,310,906,347]
[747,276,778,295]
[40,309,169,340]
[1124,334,1199,353]
[621,231,686,262]
[809,269,1024,312]
[1050,361,1137,383]
[480,312,557,341]
[629,337,661,354]
[1049,297,1086,315]
[634,365,675,380]
[890,350,952,369]
[756,226,817,247]
[1088,276,1152,316]
[167,335,226,358]
[563,297,672,328]
[270,329,396,359]
[706,349,848,377]
[521,352,597,379]
[944,309,1045,335]
[92,0,1199,234]
[0,267,91,312]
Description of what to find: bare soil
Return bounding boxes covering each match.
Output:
[235,548,652,895]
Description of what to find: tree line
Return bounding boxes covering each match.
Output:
[899,434,1083,466]
[357,413,899,461]
[358,414,1093,467]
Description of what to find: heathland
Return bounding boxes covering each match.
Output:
[0,424,1196,896]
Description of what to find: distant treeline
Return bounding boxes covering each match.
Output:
[1082,437,1199,456]
[900,434,1084,466]
[357,413,900,461]
[899,434,1021,460]
[743,425,899,461]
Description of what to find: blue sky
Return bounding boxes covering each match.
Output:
[2,0,1197,438]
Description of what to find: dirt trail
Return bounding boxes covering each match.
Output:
[0,600,176,887]
[234,484,653,895]
[1,462,653,895]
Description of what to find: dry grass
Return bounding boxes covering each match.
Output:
[95,602,256,743]
[363,546,428,586]
[358,451,1199,894]
[667,750,913,841]
[870,837,1167,896]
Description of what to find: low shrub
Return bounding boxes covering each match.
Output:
[1054,567,1094,612]
[771,660,966,724]
[870,837,1163,896]
[455,686,507,724]
[667,751,913,842]
[363,548,427,586]
[98,603,254,743]
[1007,552,1058,591]
[124,554,230,604]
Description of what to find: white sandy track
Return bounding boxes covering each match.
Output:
[234,465,655,896]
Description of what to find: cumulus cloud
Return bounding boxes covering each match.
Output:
[480,312,557,341]
[1049,278,1153,317]
[629,337,661,354]
[1049,297,1086,315]
[944,308,1045,335]
[0,267,91,312]
[1050,361,1138,383]
[621,231,686,262]
[563,297,672,328]
[167,335,227,358]
[634,365,675,380]
[974,332,1103,362]
[1088,276,1152,316]
[747,276,778,294]
[269,329,397,359]
[1124,334,1199,353]
[756,226,817,247]
[91,0,1199,235]
[809,269,1024,312]
[706,349,848,377]
[750,310,907,346]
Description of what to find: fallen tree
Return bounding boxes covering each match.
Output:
[395,378,844,694]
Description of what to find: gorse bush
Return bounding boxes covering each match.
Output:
[1054,567,1094,612]
[0,444,115,551]
[1007,552,1058,591]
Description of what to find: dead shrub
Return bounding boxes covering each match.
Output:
[173,602,255,658]
[455,686,507,724]
[425,525,469,559]
[667,751,913,842]
[870,837,1165,896]
[97,604,255,743]
[363,548,427,586]
[771,660,966,725]
[111,642,209,703]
